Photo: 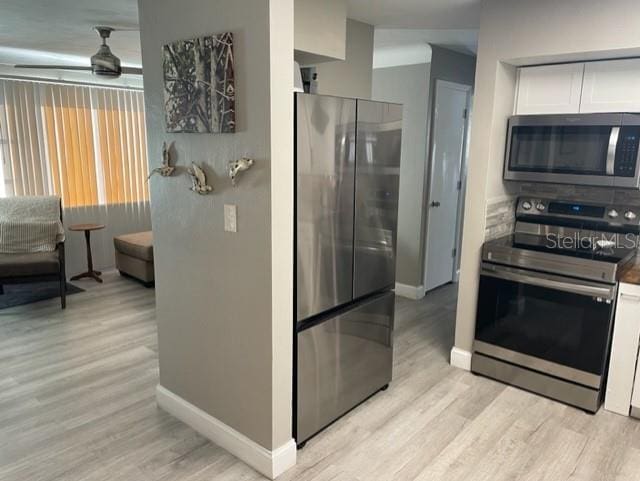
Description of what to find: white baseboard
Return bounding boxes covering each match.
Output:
[450,347,472,371]
[156,385,296,479]
[394,282,426,300]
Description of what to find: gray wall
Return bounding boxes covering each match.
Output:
[455,0,640,357]
[294,0,346,62]
[371,47,476,290]
[372,63,431,287]
[313,19,374,99]
[138,0,293,451]
[428,45,477,88]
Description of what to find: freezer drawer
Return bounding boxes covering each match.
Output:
[353,100,402,299]
[296,93,357,322]
[296,291,395,443]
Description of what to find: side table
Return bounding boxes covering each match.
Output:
[69,223,105,283]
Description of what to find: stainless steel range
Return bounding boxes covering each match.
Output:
[473,197,640,412]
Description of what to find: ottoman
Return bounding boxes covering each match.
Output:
[114,231,154,286]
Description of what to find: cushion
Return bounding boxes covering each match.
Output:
[0,251,60,277]
[114,231,154,262]
[0,196,64,253]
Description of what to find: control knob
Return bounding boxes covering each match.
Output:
[625,210,637,221]
[522,201,532,211]
[536,202,546,212]
[608,209,619,219]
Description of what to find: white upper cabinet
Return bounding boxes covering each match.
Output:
[515,63,584,114]
[581,59,640,113]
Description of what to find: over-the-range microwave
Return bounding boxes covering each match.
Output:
[504,113,640,188]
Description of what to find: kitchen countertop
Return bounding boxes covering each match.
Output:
[619,255,640,285]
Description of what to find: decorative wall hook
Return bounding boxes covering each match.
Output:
[228,157,255,186]
[187,163,213,194]
[148,141,176,180]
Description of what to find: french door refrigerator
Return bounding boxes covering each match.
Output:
[295,93,402,445]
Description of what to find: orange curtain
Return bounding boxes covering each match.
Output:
[93,88,149,205]
[0,79,148,207]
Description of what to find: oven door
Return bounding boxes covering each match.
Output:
[475,263,617,388]
[504,113,624,186]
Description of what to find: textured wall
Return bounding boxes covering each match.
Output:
[294,0,346,62]
[138,0,293,451]
[313,19,374,100]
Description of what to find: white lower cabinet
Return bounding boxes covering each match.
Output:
[605,282,640,416]
[632,331,640,418]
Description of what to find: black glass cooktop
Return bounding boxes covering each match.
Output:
[487,233,636,264]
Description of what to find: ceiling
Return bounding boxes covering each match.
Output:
[0,0,479,84]
[347,0,482,29]
[0,0,141,65]
[0,0,141,87]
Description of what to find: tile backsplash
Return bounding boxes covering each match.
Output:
[518,182,640,206]
[484,182,640,240]
[485,196,517,240]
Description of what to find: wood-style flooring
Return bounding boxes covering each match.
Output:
[1,272,639,480]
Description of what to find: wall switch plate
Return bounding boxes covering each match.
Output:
[224,204,237,232]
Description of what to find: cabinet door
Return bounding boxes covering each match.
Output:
[516,63,584,114]
[353,100,401,299]
[297,291,394,443]
[605,283,640,416]
[581,59,640,113]
[296,94,357,322]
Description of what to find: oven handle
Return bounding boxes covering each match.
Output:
[481,264,616,300]
[606,126,620,176]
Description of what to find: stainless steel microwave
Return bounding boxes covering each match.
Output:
[504,113,640,188]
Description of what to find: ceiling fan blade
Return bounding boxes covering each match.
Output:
[14,64,93,71]
[121,67,143,76]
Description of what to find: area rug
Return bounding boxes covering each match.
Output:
[0,282,84,309]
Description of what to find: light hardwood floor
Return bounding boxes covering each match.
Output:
[1,272,639,481]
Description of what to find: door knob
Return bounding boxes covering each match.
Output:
[430,201,441,207]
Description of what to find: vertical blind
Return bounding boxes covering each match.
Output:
[0,79,149,207]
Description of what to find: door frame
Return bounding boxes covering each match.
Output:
[423,79,473,291]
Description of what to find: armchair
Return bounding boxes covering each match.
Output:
[0,197,66,309]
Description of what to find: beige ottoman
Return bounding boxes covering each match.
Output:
[114,231,154,286]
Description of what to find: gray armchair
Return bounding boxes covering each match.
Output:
[0,197,66,309]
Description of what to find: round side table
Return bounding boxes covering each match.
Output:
[69,223,105,283]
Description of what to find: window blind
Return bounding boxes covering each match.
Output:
[0,79,148,208]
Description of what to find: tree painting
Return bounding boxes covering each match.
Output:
[163,32,235,133]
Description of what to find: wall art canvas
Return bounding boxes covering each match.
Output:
[163,32,235,133]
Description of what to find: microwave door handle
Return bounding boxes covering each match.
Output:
[607,126,621,176]
[481,266,615,300]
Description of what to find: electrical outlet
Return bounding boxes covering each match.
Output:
[224,204,237,232]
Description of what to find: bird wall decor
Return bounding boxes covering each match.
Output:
[187,163,213,194]
[148,141,176,180]
[228,157,255,186]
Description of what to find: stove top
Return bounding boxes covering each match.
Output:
[487,233,636,264]
[482,197,640,283]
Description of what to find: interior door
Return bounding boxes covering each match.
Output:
[296,94,357,322]
[424,81,470,292]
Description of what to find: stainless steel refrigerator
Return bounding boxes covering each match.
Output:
[295,93,402,445]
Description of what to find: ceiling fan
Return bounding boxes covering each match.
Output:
[14,26,142,78]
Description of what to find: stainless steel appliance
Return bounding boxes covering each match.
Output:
[504,113,640,188]
[473,197,640,412]
[295,93,401,445]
